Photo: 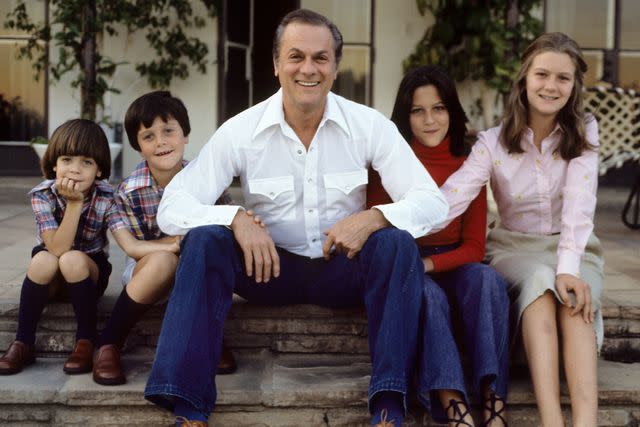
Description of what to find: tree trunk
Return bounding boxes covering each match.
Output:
[80,0,97,120]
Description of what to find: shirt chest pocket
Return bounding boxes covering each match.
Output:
[323,169,368,220]
[248,175,296,222]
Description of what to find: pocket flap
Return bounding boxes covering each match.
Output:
[323,169,368,195]
[248,175,294,200]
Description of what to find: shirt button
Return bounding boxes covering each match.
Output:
[312,238,317,242]
[269,191,275,196]
[307,177,313,183]
[308,209,314,214]
[297,149,303,155]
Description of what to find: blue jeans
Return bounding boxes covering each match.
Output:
[417,244,510,422]
[144,225,424,416]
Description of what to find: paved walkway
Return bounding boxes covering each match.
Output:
[1,177,638,300]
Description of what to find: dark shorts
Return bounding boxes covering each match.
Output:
[31,245,112,300]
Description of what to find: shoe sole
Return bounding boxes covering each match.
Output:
[93,373,126,386]
[0,358,35,375]
[63,365,93,374]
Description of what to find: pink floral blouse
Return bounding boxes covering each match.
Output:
[439,118,599,277]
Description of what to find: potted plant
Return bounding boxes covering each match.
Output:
[30,136,48,160]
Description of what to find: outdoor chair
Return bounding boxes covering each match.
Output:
[583,86,640,229]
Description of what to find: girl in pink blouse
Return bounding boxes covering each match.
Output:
[437,33,603,426]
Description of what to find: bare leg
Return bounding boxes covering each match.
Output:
[438,389,475,426]
[558,305,598,427]
[58,250,99,283]
[126,251,178,304]
[27,250,61,285]
[521,291,564,427]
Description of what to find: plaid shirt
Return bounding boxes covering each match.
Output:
[116,160,233,241]
[30,179,130,254]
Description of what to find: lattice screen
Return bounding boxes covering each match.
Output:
[583,86,640,175]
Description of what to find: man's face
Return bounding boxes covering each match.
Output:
[274,22,338,117]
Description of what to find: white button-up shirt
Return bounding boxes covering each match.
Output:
[158,89,448,258]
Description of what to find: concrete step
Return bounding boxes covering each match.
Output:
[0,351,638,426]
[0,296,369,356]
[1,293,639,362]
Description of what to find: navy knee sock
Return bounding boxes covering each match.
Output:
[175,398,208,424]
[15,276,50,347]
[66,277,98,342]
[370,391,404,425]
[99,288,150,348]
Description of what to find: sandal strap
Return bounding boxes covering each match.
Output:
[373,408,395,427]
[482,393,508,427]
[444,398,474,427]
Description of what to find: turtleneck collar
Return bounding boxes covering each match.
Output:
[411,135,451,158]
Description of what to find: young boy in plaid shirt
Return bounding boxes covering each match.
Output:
[0,119,179,377]
[93,91,236,385]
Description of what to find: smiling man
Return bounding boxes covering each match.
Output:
[144,9,448,426]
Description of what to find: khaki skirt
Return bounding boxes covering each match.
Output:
[485,227,605,350]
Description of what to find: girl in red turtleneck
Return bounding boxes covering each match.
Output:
[368,66,510,427]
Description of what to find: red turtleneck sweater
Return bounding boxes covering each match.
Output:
[367,137,487,272]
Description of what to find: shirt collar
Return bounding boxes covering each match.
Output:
[122,161,155,194]
[252,89,351,140]
[122,159,188,193]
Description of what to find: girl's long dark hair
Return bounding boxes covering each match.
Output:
[391,65,469,156]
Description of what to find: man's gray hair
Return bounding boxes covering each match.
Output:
[272,9,343,66]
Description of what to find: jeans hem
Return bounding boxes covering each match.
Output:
[368,378,408,415]
[144,384,212,415]
[417,381,469,424]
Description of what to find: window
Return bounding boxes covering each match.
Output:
[546,0,640,89]
[218,0,374,122]
[0,0,47,143]
[301,0,373,105]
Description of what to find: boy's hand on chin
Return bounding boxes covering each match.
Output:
[55,177,84,202]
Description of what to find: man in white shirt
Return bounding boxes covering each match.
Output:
[144,9,448,426]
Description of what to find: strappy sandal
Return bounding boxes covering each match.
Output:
[481,393,508,427]
[444,398,474,426]
[372,408,396,427]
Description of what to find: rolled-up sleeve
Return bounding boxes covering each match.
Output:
[557,118,599,276]
[157,126,243,236]
[369,118,448,237]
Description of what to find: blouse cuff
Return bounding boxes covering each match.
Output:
[556,249,582,277]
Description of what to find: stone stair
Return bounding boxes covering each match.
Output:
[1,184,639,426]
[1,278,640,425]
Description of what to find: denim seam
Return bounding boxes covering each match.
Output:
[368,378,408,415]
[145,383,212,414]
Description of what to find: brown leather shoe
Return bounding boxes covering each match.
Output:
[0,341,35,375]
[217,341,237,375]
[176,417,207,426]
[93,344,125,385]
[63,339,94,374]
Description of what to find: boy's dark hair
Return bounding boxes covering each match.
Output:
[272,8,343,66]
[391,65,470,157]
[41,119,111,180]
[124,91,190,151]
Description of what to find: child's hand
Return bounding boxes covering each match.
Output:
[246,210,266,228]
[556,273,593,323]
[55,177,84,202]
